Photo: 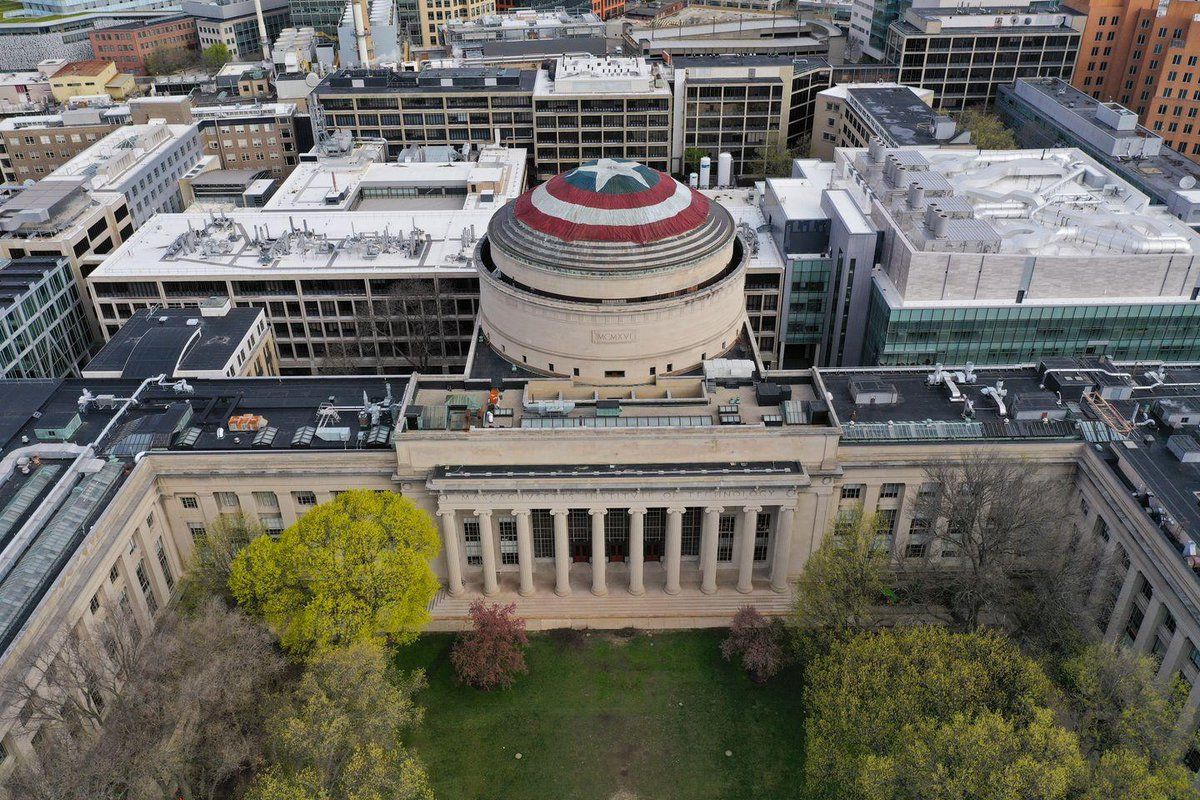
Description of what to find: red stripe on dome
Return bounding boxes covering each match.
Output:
[542,171,679,209]
[513,192,712,243]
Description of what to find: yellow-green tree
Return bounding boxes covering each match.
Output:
[229,489,440,655]
[792,506,890,635]
[1084,749,1198,800]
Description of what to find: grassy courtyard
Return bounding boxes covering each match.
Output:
[392,629,808,800]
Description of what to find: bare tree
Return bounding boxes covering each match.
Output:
[904,455,1108,644]
[178,513,266,610]
[370,279,451,374]
[4,601,284,800]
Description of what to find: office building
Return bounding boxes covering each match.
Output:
[46,121,203,225]
[0,256,91,379]
[671,56,832,180]
[531,55,671,182]
[82,300,278,378]
[887,0,1084,110]
[416,0,496,47]
[997,77,1200,229]
[87,15,198,75]
[811,82,969,160]
[0,103,130,183]
[623,13,831,59]
[179,165,276,209]
[183,0,290,61]
[0,71,53,113]
[440,8,603,49]
[289,0,351,38]
[312,67,536,159]
[430,35,609,69]
[848,0,908,62]
[47,59,137,103]
[1066,0,1200,163]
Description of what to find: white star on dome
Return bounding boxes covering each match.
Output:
[573,158,651,192]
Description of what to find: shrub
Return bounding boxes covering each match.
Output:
[721,605,785,684]
[451,600,529,690]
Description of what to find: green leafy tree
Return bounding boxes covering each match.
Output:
[1083,749,1198,800]
[858,708,1088,800]
[805,626,1054,799]
[753,131,804,178]
[792,506,890,636]
[683,146,708,176]
[958,107,1017,150]
[202,42,231,71]
[230,489,440,655]
[249,642,433,800]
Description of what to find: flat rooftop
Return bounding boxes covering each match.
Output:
[48,122,196,190]
[847,145,1200,257]
[846,86,948,146]
[0,258,61,315]
[89,209,491,279]
[316,68,538,95]
[82,305,262,378]
[700,186,785,272]
[51,60,112,79]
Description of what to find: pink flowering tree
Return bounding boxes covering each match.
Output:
[721,605,785,684]
[451,600,529,691]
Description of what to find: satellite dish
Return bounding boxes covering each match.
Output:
[1181,176,1197,190]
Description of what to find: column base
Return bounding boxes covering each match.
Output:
[591,587,608,597]
[770,583,787,594]
[628,587,645,596]
[448,585,465,598]
[484,587,499,597]
[665,585,681,596]
[701,585,717,595]
[519,588,535,598]
[555,586,571,597]
[736,585,753,595]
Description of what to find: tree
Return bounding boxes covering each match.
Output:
[229,489,440,656]
[1083,749,1198,800]
[1061,643,1194,766]
[451,600,529,690]
[366,279,451,374]
[792,506,889,636]
[144,45,197,76]
[202,43,231,72]
[250,642,432,800]
[858,708,1088,800]
[683,146,708,176]
[178,513,265,610]
[905,455,1090,634]
[804,626,1054,799]
[721,605,786,684]
[958,107,1017,150]
[5,600,284,800]
[752,131,804,178]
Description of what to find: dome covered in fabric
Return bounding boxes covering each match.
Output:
[512,158,712,244]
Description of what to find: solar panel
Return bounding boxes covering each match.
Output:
[252,427,278,447]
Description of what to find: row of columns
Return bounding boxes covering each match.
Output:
[438,504,797,599]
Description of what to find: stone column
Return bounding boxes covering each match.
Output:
[1157,626,1188,685]
[1104,566,1140,643]
[514,509,534,597]
[590,508,607,596]
[628,507,646,596]
[737,506,761,594]
[1131,595,1163,654]
[770,505,796,593]
[437,507,464,597]
[701,507,722,595]
[551,508,570,597]
[665,506,684,595]
[476,509,498,597]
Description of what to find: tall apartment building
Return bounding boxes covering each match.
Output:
[671,56,832,180]
[0,103,129,183]
[183,0,291,60]
[531,55,672,181]
[417,0,496,47]
[887,0,1085,110]
[0,256,91,378]
[46,121,204,226]
[87,15,199,75]
[997,77,1200,228]
[811,82,968,161]
[1066,0,1200,163]
[312,67,536,159]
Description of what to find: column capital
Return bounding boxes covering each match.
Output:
[550,508,570,517]
[742,505,763,514]
[588,507,607,517]
[512,508,532,517]
[436,506,457,518]
[667,506,687,515]
[627,506,648,516]
[475,509,493,519]
[704,506,724,515]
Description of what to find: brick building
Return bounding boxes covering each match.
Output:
[88,15,198,75]
[1068,0,1200,163]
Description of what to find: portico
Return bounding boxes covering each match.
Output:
[429,462,809,599]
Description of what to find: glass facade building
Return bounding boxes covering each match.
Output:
[783,256,832,367]
[864,283,1200,365]
[0,257,92,379]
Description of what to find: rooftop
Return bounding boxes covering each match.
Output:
[47,122,197,190]
[536,55,669,96]
[102,13,192,30]
[316,67,538,95]
[0,258,64,316]
[50,60,113,80]
[700,185,785,272]
[842,85,960,147]
[82,304,264,379]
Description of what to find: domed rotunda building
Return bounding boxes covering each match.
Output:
[476,158,748,381]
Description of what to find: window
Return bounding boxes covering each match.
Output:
[187,522,206,539]
[879,483,902,499]
[261,516,284,535]
[498,517,518,565]
[905,540,928,558]
[753,513,771,562]
[840,484,864,500]
[1094,516,1110,542]
[136,560,158,616]
[89,593,100,614]
[292,490,317,507]
[145,513,154,529]
[681,508,702,557]
[716,515,736,562]
[109,563,120,583]
[155,538,174,592]
[532,510,554,558]
[180,495,198,510]
[253,491,278,510]
[463,519,482,565]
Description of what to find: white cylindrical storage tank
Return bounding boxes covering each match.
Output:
[717,152,732,187]
[699,156,711,189]
[689,172,699,188]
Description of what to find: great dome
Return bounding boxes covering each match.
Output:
[475,159,748,382]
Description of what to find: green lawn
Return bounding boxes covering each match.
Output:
[392,629,808,800]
